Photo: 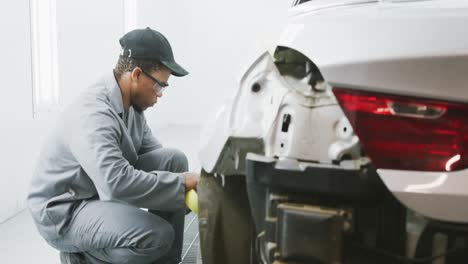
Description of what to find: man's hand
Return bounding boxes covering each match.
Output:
[183,172,200,192]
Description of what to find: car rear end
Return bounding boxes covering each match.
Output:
[289,0,468,223]
[253,0,468,263]
[199,0,468,263]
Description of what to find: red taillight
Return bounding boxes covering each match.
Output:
[333,87,468,172]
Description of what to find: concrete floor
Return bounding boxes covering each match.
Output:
[0,124,203,264]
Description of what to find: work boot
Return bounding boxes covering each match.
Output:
[59,252,87,264]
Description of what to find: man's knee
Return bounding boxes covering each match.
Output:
[167,148,188,172]
[144,223,176,262]
[136,147,188,173]
[104,218,176,264]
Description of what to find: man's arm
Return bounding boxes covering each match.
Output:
[69,110,184,211]
[139,117,163,155]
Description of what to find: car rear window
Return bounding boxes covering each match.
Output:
[294,0,311,5]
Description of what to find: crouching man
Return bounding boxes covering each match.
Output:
[27,27,199,264]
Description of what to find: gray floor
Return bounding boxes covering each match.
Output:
[0,124,203,264]
[181,213,201,264]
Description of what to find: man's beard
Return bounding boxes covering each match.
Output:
[131,96,145,113]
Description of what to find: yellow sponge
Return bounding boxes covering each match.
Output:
[185,189,198,214]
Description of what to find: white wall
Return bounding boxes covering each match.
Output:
[0,0,292,222]
[0,0,125,223]
[140,0,292,129]
[0,0,54,223]
[56,0,123,106]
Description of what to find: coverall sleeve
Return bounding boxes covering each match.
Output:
[139,117,163,155]
[69,110,185,211]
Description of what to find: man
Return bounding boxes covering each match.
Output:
[27,27,199,264]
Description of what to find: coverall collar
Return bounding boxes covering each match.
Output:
[105,70,125,115]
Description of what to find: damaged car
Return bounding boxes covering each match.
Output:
[198,0,468,263]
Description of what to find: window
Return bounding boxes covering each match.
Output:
[30,0,60,116]
[293,0,312,5]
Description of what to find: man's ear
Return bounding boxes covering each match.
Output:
[130,67,142,82]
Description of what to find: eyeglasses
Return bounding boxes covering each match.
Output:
[141,69,169,95]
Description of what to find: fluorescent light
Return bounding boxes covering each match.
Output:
[124,0,138,33]
[30,0,60,116]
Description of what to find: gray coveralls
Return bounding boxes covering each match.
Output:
[27,71,187,264]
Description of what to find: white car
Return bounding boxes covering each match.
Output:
[197,0,468,263]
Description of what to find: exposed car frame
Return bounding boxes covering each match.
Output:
[198,0,468,263]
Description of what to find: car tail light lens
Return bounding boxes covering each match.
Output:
[333,88,468,172]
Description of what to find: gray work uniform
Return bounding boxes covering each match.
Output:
[27,70,188,264]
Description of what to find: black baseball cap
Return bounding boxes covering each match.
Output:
[119,27,188,77]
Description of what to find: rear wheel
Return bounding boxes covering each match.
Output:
[198,171,258,264]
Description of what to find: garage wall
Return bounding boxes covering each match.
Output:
[0,0,55,223]
[140,0,292,129]
[0,0,124,223]
[56,0,123,107]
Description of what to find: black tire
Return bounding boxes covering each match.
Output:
[198,171,258,264]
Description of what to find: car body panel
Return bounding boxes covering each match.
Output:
[281,0,468,102]
[199,52,359,173]
[379,168,468,223]
[199,53,287,173]
[198,99,233,173]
